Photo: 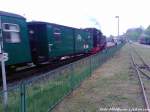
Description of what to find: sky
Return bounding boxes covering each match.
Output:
[0,0,150,36]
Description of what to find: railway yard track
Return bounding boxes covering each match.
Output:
[130,45,150,112]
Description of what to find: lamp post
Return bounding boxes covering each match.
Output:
[115,16,119,37]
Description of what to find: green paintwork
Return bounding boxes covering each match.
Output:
[47,24,74,57]
[28,22,93,62]
[1,16,31,65]
[75,29,93,53]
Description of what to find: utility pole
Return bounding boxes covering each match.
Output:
[0,16,8,110]
[115,16,119,37]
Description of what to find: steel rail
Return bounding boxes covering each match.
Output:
[131,45,150,71]
[136,64,150,80]
[131,54,150,112]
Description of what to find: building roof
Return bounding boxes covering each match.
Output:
[28,21,78,30]
[0,11,25,19]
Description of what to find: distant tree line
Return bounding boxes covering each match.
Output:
[124,25,150,41]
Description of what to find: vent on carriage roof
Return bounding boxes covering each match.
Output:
[0,11,25,19]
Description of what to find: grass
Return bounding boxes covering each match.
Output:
[131,43,150,65]
[131,43,150,108]
[52,44,149,112]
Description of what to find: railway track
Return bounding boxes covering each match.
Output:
[131,45,150,72]
[0,53,90,86]
[130,45,150,112]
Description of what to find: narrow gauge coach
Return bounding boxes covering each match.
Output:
[0,11,32,69]
[0,11,106,71]
[139,37,150,45]
[28,22,93,64]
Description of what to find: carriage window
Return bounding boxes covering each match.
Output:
[2,23,21,43]
[53,28,61,41]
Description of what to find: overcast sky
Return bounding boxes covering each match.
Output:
[0,0,150,36]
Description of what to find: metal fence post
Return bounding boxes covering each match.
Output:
[70,64,74,90]
[90,55,93,75]
[98,52,100,66]
[20,82,26,112]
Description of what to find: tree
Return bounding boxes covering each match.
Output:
[125,27,144,41]
[144,25,150,36]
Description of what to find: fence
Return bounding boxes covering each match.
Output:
[0,44,124,112]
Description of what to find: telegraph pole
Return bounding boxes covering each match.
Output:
[0,16,8,109]
[115,16,119,37]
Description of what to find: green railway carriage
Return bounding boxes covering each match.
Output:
[0,11,32,66]
[28,22,74,63]
[28,22,93,63]
[74,29,93,53]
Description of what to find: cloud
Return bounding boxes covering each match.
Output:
[0,0,150,36]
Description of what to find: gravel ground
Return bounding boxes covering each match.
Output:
[133,42,150,49]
